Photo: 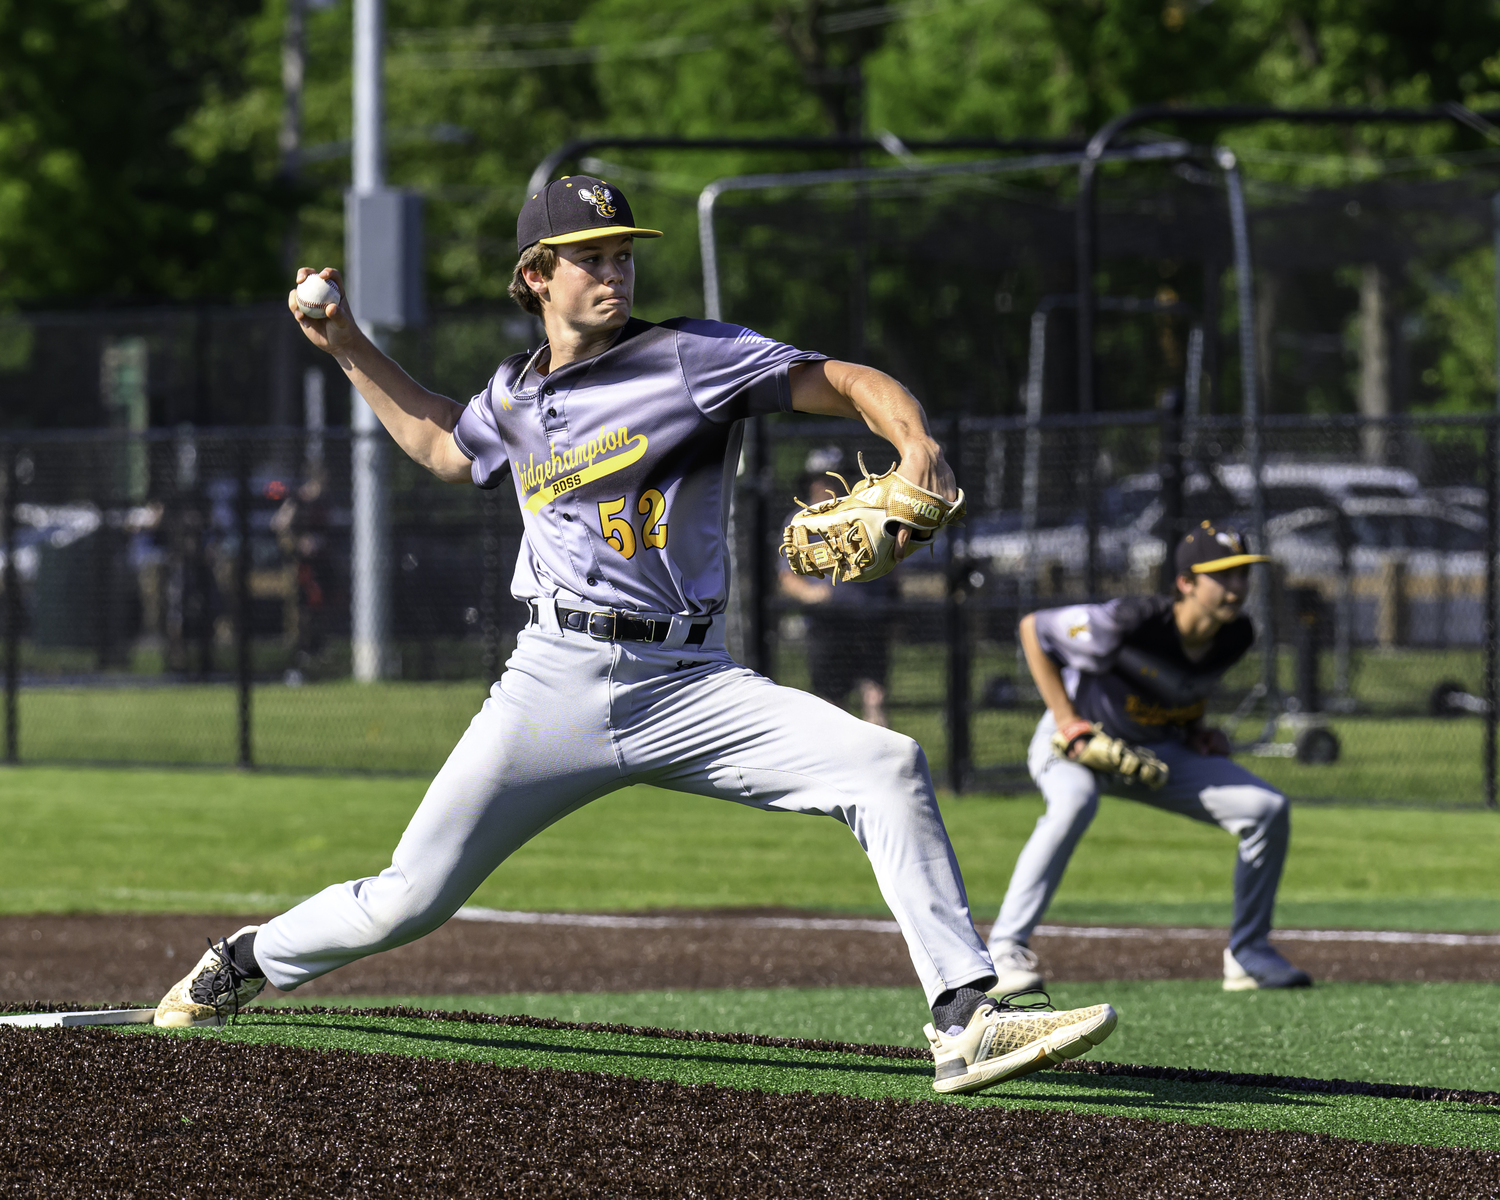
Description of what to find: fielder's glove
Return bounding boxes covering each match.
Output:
[780,453,966,584]
[1052,718,1170,789]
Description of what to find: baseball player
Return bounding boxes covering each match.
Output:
[988,523,1312,993]
[153,175,1117,1094]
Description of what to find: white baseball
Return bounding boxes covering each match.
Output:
[295,274,342,319]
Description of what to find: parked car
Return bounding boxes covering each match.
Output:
[1266,497,1486,646]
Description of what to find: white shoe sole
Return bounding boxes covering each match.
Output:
[933,1004,1118,1096]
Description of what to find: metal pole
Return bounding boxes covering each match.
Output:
[350,0,394,682]
[699,185,723,320]
[1158,386,1185,595]
[1486,418,1498,809]
[480,485,502,682]
[1076,153,1100,601]
[235,437,253,768]
[3,444,17,765]
[353,0,383,194]
[1019,305,1047,672]
[946,419,971,793]
[1487,192,1500,809]
[1219,149,1276,707]
[744,419,771,675]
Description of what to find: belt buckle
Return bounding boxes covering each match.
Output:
[588,611,617,641]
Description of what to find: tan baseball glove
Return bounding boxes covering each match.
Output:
[1052,719,1170,789]
[780,453,966,584]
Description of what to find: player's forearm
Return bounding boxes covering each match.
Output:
[791,360,952,499]
[1020,615,1078,725]
[334,334,467,477]
[831,362,940,458]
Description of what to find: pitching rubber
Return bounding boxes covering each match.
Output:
[933,1004,1119,1096]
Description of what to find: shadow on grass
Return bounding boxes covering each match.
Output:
[227,1018,938,1081]
[1020,1070,1328,1111]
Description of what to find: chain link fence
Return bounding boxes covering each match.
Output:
[1,414,1496,807]
[751,411,1498,808]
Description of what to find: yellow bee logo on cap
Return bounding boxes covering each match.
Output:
[579,184,617,219]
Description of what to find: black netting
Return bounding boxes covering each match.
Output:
[0,154,1497,805]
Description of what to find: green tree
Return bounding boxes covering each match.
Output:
[0,0,288,301]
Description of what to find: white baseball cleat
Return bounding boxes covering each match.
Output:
[153,926,266,1028]
[1223,945,1312,991]
[925,994,1118,1095]
[986,941,1045,996]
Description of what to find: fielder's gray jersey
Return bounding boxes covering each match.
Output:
[1032,595,1253,743]
[454,317,825,616]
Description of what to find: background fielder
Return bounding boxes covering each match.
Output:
[153,175,1117,1095]
[988,523,1313,994]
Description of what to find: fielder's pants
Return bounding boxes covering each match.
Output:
[257,619,996,1006]
[987,712,1290,958]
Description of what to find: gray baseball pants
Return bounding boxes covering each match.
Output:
[987,712,1290,958]
[256,612,995,1005]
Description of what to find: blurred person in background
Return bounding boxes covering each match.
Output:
[778,447,893,726]
[988,523,1311,995]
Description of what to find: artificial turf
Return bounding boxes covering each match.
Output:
[15,645,1492,805]
[264,980,1500,1095]
[128,1007,1500,1153]
[4,765,1500,931]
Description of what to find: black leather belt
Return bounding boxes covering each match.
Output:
[540,604,709,646]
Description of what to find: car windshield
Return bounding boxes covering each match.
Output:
[1263,485,1331,513]
[1347,514,1485,552]
[1290,511,1484,553]
[1346,484,1412,499]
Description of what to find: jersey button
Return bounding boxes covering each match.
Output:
[587,576,597,586]
[562,513,573,521]
[544,385,556,395]
[547,407,557,417]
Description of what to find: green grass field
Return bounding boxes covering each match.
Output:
[8,761,1500,1152]
[11,640,1497,805]
[264,980,1500,1095]
[4,765,1500,929]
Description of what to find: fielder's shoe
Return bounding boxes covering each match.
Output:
[1223,945,1312,991]
[986,941,1045,995]
[925,993,1118,1095]
[153,926,266,1027]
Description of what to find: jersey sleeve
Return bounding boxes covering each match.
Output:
[667,318,827,423]
[452,378,511,489]
[1031,600,1131,675]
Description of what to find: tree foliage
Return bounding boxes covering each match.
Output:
[6,0,1500,319]
[0,0,289,301]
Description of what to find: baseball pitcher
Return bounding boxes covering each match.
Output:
[152,175,1117,1095]
[988,523,1312,994]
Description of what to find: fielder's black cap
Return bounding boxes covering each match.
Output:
[1175,521,1271,576]
[516,175,663,253]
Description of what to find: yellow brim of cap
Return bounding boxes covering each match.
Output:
[538,226,664,245]
[1192,554,1271,572]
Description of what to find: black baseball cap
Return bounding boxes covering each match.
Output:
[516,175,663,253]
[1175,521,1271,576]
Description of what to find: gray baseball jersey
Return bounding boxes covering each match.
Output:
[1031,595,1253,744]
[454,317,825,616]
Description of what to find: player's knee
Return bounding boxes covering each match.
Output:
[355,881,456,950]
[1046,785,1099,831]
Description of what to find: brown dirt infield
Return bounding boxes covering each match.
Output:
[3,910,1497,1004]
[4,1020,1499,1198]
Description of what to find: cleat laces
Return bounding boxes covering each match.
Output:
[186,937,252,1025]
[988,989,1054,1013]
